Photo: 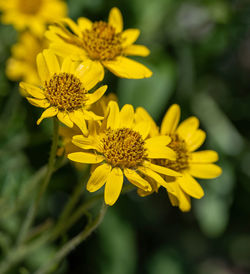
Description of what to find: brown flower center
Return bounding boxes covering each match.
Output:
[156,134,189,172]
[44,73,87,111]
[101,128,147,168]
[81,21,123,61]
[18,0,42,14]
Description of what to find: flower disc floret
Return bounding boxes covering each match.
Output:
[44,72,87,111]
[81,21,123,61]
[101,128,147,168]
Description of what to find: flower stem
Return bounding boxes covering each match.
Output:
[35,203,107,274]
[17,118,59,245]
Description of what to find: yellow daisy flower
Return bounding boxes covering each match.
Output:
[20,49,107,134]
[67,101,181,206]
[6,31,47,86]
[139,104,222,212]
[0,0,67,36]
[45,7,152,79]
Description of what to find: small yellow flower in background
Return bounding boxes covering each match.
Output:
[20,49,107,134]
[139,104,222,212]
[45,7,152,79]
[0,0,67,36]
[68,101,181,206]
[6,31,47,89]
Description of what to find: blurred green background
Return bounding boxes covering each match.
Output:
[0,0,250,273]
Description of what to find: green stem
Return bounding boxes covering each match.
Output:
[35,204,107,274]
[17,118,59,245]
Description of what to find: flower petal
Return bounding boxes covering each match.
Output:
[37,107,58,125]
[186,129,206,152]
[133,121,150,140]
[145,136,171,147]
[75,60,104,90]
[72,135,101,151]
[27,98,50,108]
[61,18,82,37]
[102,56,152,79]
[43,49,60,77]
[177,117,199,142]
[85,85,108,106]
[36,52,50,82]
[77,17,92,31]
[120,104,134,128]
[108,7,123,33]
[50,42,87,60]
[87,164,111,192]
[69,110,88,135]
[104,167,123,206]
[20,82,45,99]
[68,152,105,164]
[57,111,74,127]
[146,143,176,160]
[189,150,219,163]
[107,101,120,129]
[189,164,222,179]
[121,29,140,47]
[161,104,181,135]
[143,161,181,177]
[178,172,204,199]
[124,168,152,191]
[177,188,191,212]
[61,57,78,74]
[123,45,150,57]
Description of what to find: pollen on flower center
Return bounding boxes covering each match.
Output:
[44,73,87,111]
[18,0,42,14]
[101,128,147,168]
[81,21,123,61]
[157,134,189,172]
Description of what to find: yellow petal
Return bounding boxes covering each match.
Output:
[168,192,179,207]
[43,49,60,77]
[37,107,58,125]
[120,104,134,128]
[133,121,150,140]
[146,144,176,160]
[107,101,120,129]
[189,164,222,179]
[143,161,181,177]
[36,52,50,82]
[61,18,82,37]
[61,57,78,74]
[177,117,199,142]
[85,86,108,106]
[82,110,103,121]
[104,167,123,206]
[50,42,87,60]
[75,60,104,90]
[68,152,104,164]
[121,29,140,47]
[123,45,150,57]
[77,17,92,31]
[124,168,152,191]
[108,7,123,33]
[20,82,45,99]
[178,172,204,199]
[178,188,191,212]
[186,129,206,152]
[102,56,152,79]
[189,150,219,163]
[72,135,101,151]
[87,164,111,192]
[161,104,180,135]
[69,110,88,135]
[57,111,74,128]
[145,136,171,147]
[27,98,50,108]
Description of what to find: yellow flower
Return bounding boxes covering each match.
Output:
[45,7,152,79]
[140,104,222,212]
[20,49,107,134]
[67,101,180,206]
[0,0,67,36]
[6,31,47,87]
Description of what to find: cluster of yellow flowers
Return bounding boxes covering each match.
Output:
[1,2,222,212]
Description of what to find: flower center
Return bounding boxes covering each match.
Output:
[18,0,42,14]
[81,21,123,61]
[156,134,189,172]
[101,128,147,168]
[44,73,87,111]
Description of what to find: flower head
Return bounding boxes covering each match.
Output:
[20,49,107,134]
[0,0,67,35]
[139,104,222,212]
[68,101,180,206]
[45,7,152,79]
